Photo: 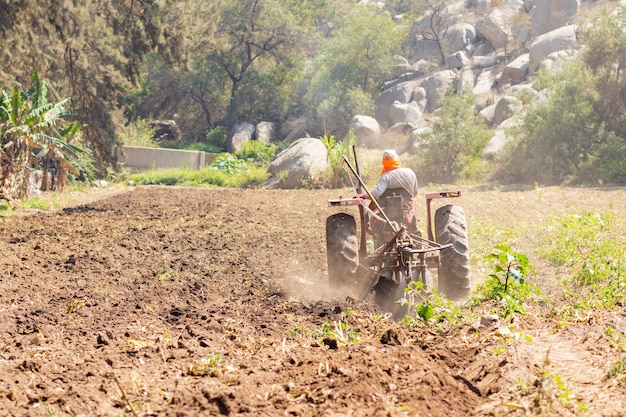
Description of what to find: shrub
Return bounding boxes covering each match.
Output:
[412,94,491,184]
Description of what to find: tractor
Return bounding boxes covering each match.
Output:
[325,153,470,317]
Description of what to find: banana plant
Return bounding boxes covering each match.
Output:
[0,72,92,200]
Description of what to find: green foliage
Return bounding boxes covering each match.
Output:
[314,317,360,346]
[21,197,48,210]
[473,245,541,317]
[179,141,223,154]
[413,94,491,184]
[236,141,277,166]
[211,153,248,175]
[401,283,467,334]
[206,127,228,150]
[321,131,357,188]
[503,8,626,185]
[187,354,222,377]
[540,212,626,309]
[502,62,615,185]
[0,72,93,200]
[580,5,626,138]
[130,164,269,188]
[118,119,158,148]
[301,6,406,136]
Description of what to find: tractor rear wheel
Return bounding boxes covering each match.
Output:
[435,205,471,300]
[326,213,359,296]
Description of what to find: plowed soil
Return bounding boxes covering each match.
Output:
[1,186,625,417]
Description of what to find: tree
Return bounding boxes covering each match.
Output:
[409,0,453,65]
[414,94,491,183]
[301,6,407,137]
[580,5,626,137]
[0,73,91,201]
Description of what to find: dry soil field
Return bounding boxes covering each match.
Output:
[0,185,625,416]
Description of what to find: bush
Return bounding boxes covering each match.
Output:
[412,94,491,184]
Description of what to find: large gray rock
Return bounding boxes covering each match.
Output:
[255,121,277,144]
[476,0,525,49]
[530,0,579,37]
[227,121,256,154]
[529,24,577,73]
[456,69,476,96]
[422,70,457,112]
[444,22,477,52]
[447,50,469,69]
[478,103,497,126]
[493,96,522,126]
[472,67,499,109]
[482,116,522,159]
[350,115,381,148]
[375,80,420,129]
[501,53,530,84]
[266,138,328,189]
[388,101,424,127]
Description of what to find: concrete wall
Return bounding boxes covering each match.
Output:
[120,146,218,171]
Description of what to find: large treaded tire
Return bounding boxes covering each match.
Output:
[435,205,471,300]
[326,213,359,295]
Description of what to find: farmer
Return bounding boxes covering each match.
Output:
[366,149,419,236]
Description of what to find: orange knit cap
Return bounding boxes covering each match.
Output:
[381,149,401,174]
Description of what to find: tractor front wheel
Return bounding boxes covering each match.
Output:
[435,205,471,300]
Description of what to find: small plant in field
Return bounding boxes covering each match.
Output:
[606,356,625,383]
[21,196,48,210]
[314,318,360,346]
[210,153,248,175]
[0,201,13,214]
[187,354,221,377]
[472,245,541,317]
[155,262,172,281]
[486,244,535,291]
[65,298,84,313]
[541,211,626,309]
[400,283,467,334]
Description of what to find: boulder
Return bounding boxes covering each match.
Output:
[478,103,497,126]
[422,70,457,112]
[493,96,522,126]
[227,120,256,154]
[388,101,424,127]
[476,0,525,49]
[529,25,577,73]
[375,80,421,129]
[404,126,432,153]
[444,22,477,52]
[412,87,428,112]
[447,50,469,69]
[482,116,521,159]
[501,53,530,84]
[456,68,476,96]
[472,67,499,109]
[255,121,277,144]
[530,0,579,37]
[265,138,328,189]
[350,115,381,148]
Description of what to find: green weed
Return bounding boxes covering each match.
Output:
[541,211,626,309]
[187,354,221,377]
[471,245,543,317]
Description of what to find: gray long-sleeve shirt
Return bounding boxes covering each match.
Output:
[370,167,419,205]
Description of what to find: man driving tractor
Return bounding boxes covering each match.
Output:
[361,150,419,241]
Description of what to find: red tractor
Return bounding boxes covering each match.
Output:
[325,154,470,317]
